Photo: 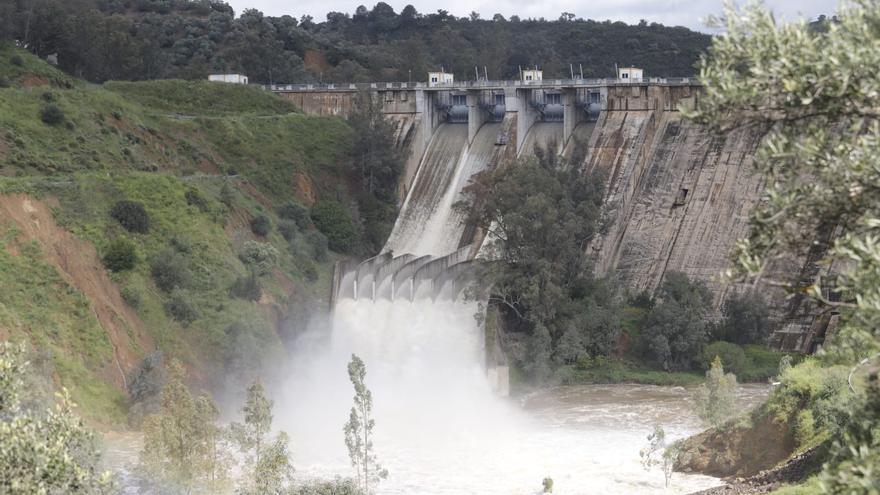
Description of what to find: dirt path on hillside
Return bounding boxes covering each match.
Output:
[0,193,153,389]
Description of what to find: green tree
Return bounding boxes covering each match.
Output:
[461,156,613,382]
[231,378,294,495]
[0,342,113,495]
[344,354,387,494]
[719,291,772,345]
[138,360,228,493]
[311,200,357,253]
[642,272,713,371]
[693,356,738,428]
[687,1,880,488]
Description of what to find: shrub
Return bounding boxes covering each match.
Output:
[164,289,200,326]
[110,200,150,233]
[229,274,261,301]
[310,200,357,252]
[306,231,329,262]
[10,54,23,66]
[698,341,748,376]
[184,188,209,213]
[277,202,311,229]
[302,260,319,282]
[239,240,279,276]
[278,219,298,241]
[150,251,191,292]
[250,214,271,236]
[102,238,138,272]
[120,285,141,309]
[40,104,65,126]
[718,292,773,345]
[0,76,9,88]
[219,182,236,207]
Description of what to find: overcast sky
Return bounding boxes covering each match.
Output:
[225,0,839,31]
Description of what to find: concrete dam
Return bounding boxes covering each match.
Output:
[275,78,821,353]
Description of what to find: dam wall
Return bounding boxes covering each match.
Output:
[273,81,819,349]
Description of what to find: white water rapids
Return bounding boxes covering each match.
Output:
[271,296,769,495]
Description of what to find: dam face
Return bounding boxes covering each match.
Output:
[278,79,817,349]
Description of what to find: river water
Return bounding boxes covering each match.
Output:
[102,382,768,495]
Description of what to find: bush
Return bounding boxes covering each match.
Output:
[306,231,329,262]
[110,200,150,233]
[698,341,748,376]
[278,219,298,241]
[120,285,141,309]
[10,54,23,66]
[163,289,200,326]
[277,202,311,229]
[718,292,773,345]
[102,238,138,272]
[239,240,279,276]
[40,104,65,126]
[0,76,9,88]
[250,214,271,236]
[184,188,209,213]
[150,251,191,292]
[219,182,236,207]
[310,200,357,252]
[229,274,261,301]
[302,260,319,282]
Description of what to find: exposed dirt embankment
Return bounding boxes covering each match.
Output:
[677,414,796,478]
[0,193,152,388]
[688,446,825,495]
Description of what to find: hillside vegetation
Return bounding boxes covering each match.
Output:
[0,0,711,84]
[0,46,361,424]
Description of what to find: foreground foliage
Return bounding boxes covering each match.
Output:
[688,1,880,491]
[0,342,112,495]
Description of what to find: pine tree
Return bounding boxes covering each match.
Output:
[344,354,387,494]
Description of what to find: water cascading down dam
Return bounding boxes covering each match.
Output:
[331,113,510,392]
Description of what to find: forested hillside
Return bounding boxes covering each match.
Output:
[0,0,711,84]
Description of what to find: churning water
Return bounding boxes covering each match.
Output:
[273,294,769,495]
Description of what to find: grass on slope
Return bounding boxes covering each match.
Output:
[0,48,355,422]
[0,229,126,422]
[0,45,76,89]
[104,80,297,116]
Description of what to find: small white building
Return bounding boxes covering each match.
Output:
[617,67,644,82]
[428,71,454,87]
[208,74,249,85]
[521,69,543,83]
